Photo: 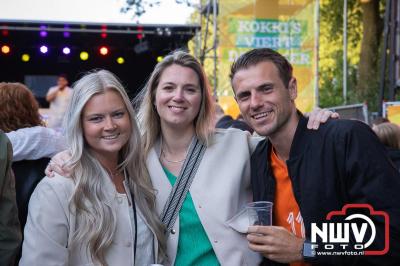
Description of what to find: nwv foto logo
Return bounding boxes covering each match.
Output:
[310,204,389,255]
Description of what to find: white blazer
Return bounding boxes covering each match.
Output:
[147,129,262,266]
[20,174,159,266]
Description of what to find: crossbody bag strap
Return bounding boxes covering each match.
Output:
[160,136,206,235]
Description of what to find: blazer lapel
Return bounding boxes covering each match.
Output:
[147,147,173,216]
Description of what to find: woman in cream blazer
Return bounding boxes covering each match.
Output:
[21,70,165,265]
[137,51,262,266]
[21,173,160,265]
[147,128,261,265]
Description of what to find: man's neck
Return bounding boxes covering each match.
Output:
[268,110,300,162]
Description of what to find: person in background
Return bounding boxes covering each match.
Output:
[231,118,254,134]
[230,48,400,265]
[215,104,254,134]
[371,116,390,128]
[372,122,400,171]
[214,103,234,128]
[20,70,166,265]
[0,82,66,161]
[0,130,21,266]
[46,74,73,130]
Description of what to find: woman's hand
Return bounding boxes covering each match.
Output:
[45,150,72,177]
[306,107,339,130]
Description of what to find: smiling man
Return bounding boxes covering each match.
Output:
[230,48,400,266]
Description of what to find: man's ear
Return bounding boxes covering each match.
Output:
[288,78,297,101]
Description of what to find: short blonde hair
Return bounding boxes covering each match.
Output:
[135,50,215,156]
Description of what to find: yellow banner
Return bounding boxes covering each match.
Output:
[386,104,400,125]
[218,0,316,116]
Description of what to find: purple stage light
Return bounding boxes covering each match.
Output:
[40,45,48,54]
[62,47,71,55]
[63,25,70,38]
[40,25,47,37]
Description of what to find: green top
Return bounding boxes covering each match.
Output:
[163,167,220,266]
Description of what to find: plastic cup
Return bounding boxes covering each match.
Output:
[246,201,273,226]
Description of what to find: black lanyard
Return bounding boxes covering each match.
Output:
[130,191,138,264]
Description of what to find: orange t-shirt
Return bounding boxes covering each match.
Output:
[270,148,309,266]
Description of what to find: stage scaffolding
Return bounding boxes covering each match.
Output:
[197,0,219,97]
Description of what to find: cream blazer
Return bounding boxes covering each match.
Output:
[147,129,262,266]
[20,174,159,266]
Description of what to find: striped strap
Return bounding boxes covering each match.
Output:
[161,137,206,235]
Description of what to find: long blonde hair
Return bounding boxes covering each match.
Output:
[64,69,166,265]
[135,50,215,156]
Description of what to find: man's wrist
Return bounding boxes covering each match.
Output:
[297,238,306,261]
[302,239,317,262]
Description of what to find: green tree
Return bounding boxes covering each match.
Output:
[357,0,383,105]
[319,0,384,111]
[319,0,362,107]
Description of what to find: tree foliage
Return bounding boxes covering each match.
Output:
[319,0,362,108]
[120,0,161,18]
[319,0,385,111]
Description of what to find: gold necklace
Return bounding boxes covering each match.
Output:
[160,136,190,164]
[107,168,121,179]
[161,149,186,164]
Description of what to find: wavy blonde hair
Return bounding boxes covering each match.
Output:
[64,69,166,265]
[134,50,215,156]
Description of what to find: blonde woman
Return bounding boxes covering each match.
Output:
[131,51,259,265]
[20,70,165,265]
[46,52,336,266]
